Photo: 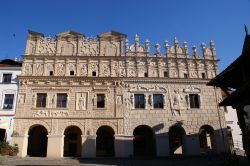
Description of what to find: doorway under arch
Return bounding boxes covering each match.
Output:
[96,126,115,157]
[199,125,214,153]
[169,125,186,155]
[27,125,48,157]
[64,126,82,157]
[133,125,156,157]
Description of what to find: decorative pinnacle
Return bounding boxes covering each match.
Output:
[183,41,188,49]
[174,37,179,46]
[192,45,198,57]
[164,40,169,48]
[134,34,139,44]
[125,39,129,51]
[145,39,150,52]
[210,40,215,49]
[201,42,206,50]
[155,43,161,54]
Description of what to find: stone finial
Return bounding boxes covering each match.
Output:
[134,34,139,45]
[164,40,169,54]
[210,40,215,50]
[192,45,198,58]
[155,43,161,56]
[183,41,188,54]
[125,39,129,51]
[145,39,150,53]
[201,42,206,56]
[209,40,216,57]
[174,37,179,47]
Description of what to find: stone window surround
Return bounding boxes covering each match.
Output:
[1,90,16,111]
[1,72,13,84]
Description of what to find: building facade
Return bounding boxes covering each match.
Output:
[13,30,228,158]
[0,59,22,142]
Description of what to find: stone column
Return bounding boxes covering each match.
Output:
[13,135,28,157]
[156,134,169,156]
[183,134,200,156]
[114,135,133,157]
[81,135,96,157]
[47,135,64,158]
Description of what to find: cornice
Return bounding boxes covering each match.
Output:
[18,76,210,84]
[22,55,219,62]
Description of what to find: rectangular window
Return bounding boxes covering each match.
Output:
[3,94,14,109]
[36,93,47,108]
[164,71,168,78]
[57,93,67,108]
[97,94,105,108]
[49,71,53,76]
[184,73,188,78]
[144,73,148,77]
[2,74,12,83]
[189,94,200,108]
[153,94,163,108]
[92,71,96,76]
[70,71,74,76]
[201,73,206,79]
[134,94,145,109]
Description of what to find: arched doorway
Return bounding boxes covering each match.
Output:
[199,125,214,154]
[64,126,82,157]
[133,125,156,157]
[27,125,48,157]
[169,125,186,155]
[96,126,115,157]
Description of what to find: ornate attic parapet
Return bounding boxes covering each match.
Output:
[24,30,218,60]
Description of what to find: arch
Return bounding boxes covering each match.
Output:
[24,120,51,135]
[169,124,186,155]
[199,125,215,154]
[133,125,156,157]
[93,121,117,135]
[27,125,48,157]
[96,125,115,157]
[59,121,84,135]
[64,125,82,157]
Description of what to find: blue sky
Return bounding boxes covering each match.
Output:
[0,0,250,71]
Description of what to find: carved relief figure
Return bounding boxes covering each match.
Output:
[56,63,65,76]
[80,64,88,76]
[51,95,55,108]
[148,94,152,107]
[18,94,25,104]
[35,64,43,76]
[130,94,134,109]
[104,42,117,56]
[173,90,182,109]
[32,94,36,108]
[24,63,32,76]
[38,37,56,54]
[77,93,86,110]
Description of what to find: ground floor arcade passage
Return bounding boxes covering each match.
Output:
[20,124,221,158]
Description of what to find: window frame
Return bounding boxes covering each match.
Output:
[134,94,145,109]
[2,73,12,83]
[164,71,168,78]
[3,94,14,110]
[97,94,105,108]
[153,94,164,109]
[36,93,47,108]
[57,93,68,108]
[189,94,200,108]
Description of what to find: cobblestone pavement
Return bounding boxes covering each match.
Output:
[1,156,249,166]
